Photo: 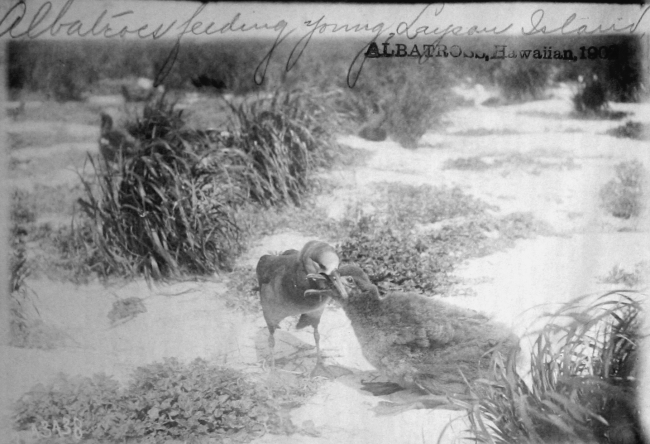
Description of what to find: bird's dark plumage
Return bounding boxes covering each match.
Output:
[331,265,518,395]
[256,241,348,371]
[99,113,138,162]
[358,101,387,142]
[191,74,227,92]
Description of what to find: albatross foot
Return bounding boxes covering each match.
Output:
[310,361,336,378]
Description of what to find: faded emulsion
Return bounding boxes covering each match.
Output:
[1,1,648,89]
[0,0,290,87]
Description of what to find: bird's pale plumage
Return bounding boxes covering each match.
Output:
[331,265,518,395]
[256,241,347,371]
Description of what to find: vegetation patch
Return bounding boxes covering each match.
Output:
[108,297,147,325]
[443,153,579,174]
[377,183,494,228]
[573,77,608,115]
[459,291,644,444]
[443,156,494,171]
[606,121,650,140]
[450,128,521,137]
[75,90,342,281]
[227,89,340,206]
[13,358,318,443]
[491,60,553,102]
[338,58,455,149]
[338,184,550,295]
[599,160,646,219]
[599,261,649,288]
[78,129,245,279]
[225,266,260,314]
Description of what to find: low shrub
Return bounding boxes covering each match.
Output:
[338,185,547,295]
[460,291,644,444]
[386,81,442,149]
[490,60,552,102]
[339,57,454,148]
[606,121,649,140]
[13,358,316,442]
[599,160,646,219]
[573,76,608,115]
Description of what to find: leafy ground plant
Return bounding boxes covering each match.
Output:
[13,358,317,442]
[459,291,644,444]
[225,266,260,314]
[107,297,147,325]
[443,153,578,174]
[599,160,646,219]
[338,184,549,295]
[376,183,494,228]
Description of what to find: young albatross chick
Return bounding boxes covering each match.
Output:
[330,265,518,396]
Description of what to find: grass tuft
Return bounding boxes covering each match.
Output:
[491,61,552,102]
[228,89,341,206]
[606,121,650,140]
[76,90,343,282]
[78,98,246,280]
[460,291,644,444]
[599,160,646,219]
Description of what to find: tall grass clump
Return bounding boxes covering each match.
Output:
[490,60,552,102]
[345,56,454,148]
[600,160,646,219]
[77,90,341,280]
[78,98,246,280]
[461,291,644,444]
[228,89,341,206]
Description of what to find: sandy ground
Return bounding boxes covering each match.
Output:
[2,86,649,443]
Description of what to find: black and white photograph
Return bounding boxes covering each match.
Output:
[1,1,650,443]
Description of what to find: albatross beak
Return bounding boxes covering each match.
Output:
[328,270,348,300]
